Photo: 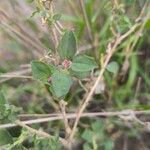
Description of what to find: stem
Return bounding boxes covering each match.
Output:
[79,0,93,42]
[0,110,149,129]
[59,100,71,138]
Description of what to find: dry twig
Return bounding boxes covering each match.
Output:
[0,110,149,129]
[0,68,31,83]
[59,100,71,138]
[79,0,93,42]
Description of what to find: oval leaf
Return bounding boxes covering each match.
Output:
[71,55,98,72]
[31,61,53,83]
[106,61,119,74]
[58,30,77,60]
[51,70,73,98]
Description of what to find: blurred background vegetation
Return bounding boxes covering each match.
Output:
[0,0,150,149]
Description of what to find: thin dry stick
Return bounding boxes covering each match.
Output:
[54,23,62,35]
[136,0,149,22]
[78,80,88,92]
[134,77,142,100]
[20,64,31,69]
[69,19,145,141]
[0,10,45,51]
[0,23,41,58]
[78,0,100,62]
[17,110,150,119]
[47,97,60,112]
[1,110,149,129]
[0,12,44,55]
[0,68,31,83]
[1,68,31,75]
[0,75,32,79]
[78,44,93,53]
[15,120,50,138]
[53,2,64,31]
[1,22,42,55]
[77,42,100,54]
[52,27,59,47]
[56,21,64,30]
[49,1,59,47]
[112,0,119,9]
[18,113,60,118]
[68,0,80,17]
[59,100,71,137]
[0,24,41,57]
[79,0,93,42]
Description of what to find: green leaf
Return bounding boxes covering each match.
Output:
[31,61,54,83]
[71,55,98,72]
[82,129,93,143]
[91,119,104,137]
[83,143,92,150]
[58,30,77,60]
[106,61,119,74]
[103,139,114,150]
[0,129,13,146]
[91,119,104,132]
[70,69,90,79]
[51,70,73,98]
[34,135,62,150]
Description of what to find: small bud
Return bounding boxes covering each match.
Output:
[62,59,72,69]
